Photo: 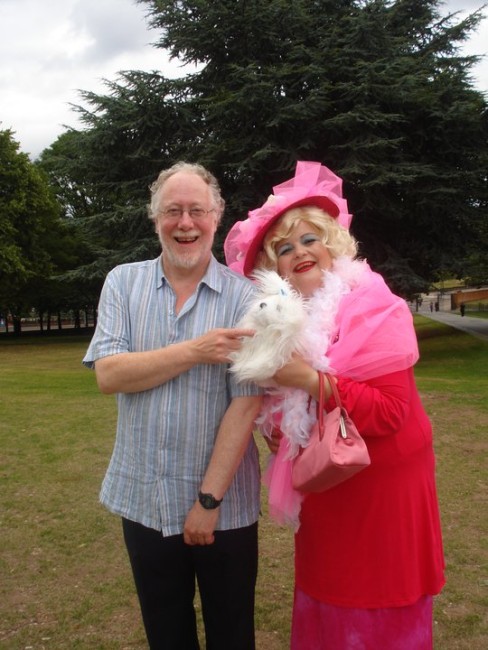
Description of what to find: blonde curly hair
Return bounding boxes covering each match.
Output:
[256,206,358,271]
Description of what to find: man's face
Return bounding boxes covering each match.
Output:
[155,171,219,274]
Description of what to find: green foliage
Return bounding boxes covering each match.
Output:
[0,130,55,281]
[0,129,97,332]
[0,129,81,329]
[37,78,177,281]
[139,0,487,290]
[37,0,487,297]
[463,250,488,287]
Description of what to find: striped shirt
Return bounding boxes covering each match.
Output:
[83,255,261,536]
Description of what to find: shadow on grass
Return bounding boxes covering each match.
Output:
[414,318,466,341]
[0,328,94,345]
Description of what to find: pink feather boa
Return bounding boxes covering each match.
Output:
[260,257,419,529]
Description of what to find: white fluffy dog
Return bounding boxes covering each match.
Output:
[230,270,306,384]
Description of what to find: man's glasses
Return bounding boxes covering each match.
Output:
[161,207,215,220]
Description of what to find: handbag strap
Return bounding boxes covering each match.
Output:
[315,371,325,438]
[310,372,342,440]
[324,372,342,409]
[324,372,348,439]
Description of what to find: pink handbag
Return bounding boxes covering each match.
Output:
[292,372,371,493]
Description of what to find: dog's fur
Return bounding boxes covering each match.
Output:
[230,270,306,384]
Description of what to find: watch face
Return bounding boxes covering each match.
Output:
[201,494,213,508]
[198,492,222,509]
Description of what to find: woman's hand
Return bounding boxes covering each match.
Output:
[272,355,319,397]
[264,427,283,454]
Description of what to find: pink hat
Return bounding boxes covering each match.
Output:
[224,161,352,277]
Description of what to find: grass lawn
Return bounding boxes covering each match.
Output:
[467,311,488,320]
[1,320,487,649]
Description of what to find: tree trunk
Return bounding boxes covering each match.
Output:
[13,316,22,336]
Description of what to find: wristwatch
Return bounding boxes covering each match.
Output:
[198,491,223,510]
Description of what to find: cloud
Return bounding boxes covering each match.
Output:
[444,0,485,10]
[443,1,488,90]
[70,0,153,63]
[0,0,182,157]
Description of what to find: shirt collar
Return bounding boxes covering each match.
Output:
[157,254,223,294]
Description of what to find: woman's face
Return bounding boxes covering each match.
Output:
[275,220,333,297]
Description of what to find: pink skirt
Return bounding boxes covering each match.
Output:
[291,588,433,650]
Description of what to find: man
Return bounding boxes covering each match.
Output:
[83,162,262,649]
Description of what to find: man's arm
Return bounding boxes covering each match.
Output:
[94,327,255,394]
[183,394,263,546]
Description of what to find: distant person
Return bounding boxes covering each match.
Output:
[430,302,434,312]
[225,161,445,650]
[83,162,262,649]
[460,303,466,317]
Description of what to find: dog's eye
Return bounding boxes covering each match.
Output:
[259,302,267,309]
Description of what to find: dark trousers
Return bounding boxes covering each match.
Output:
[122,518,258,650]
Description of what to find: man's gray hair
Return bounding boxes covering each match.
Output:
[148,161,225,223]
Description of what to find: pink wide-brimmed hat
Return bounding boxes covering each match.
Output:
[224,161,352,277]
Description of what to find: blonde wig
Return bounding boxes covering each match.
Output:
[257,206,358,271]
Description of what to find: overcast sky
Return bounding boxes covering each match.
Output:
[1,0,486,160]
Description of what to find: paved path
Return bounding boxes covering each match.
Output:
[415,307,488,342]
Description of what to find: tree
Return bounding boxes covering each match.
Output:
[37,76,188,281]
[141,0,487,290]
[0,129,82,333]
[40,0,487,297]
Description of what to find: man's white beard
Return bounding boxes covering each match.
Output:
[165,248,198,269]
[162,240,209,271]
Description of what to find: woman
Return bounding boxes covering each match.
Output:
[224,161,445,649]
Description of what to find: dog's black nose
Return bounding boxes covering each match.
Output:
[259,302,267,309]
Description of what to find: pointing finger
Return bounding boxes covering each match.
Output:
[230,328,256,339]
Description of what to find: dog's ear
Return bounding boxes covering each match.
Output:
[251,269,296,299]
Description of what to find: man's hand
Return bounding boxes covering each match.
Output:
[184,395,262,546]
[94,327,255,394]
[191,328,255,365]
[183,501,220,545]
